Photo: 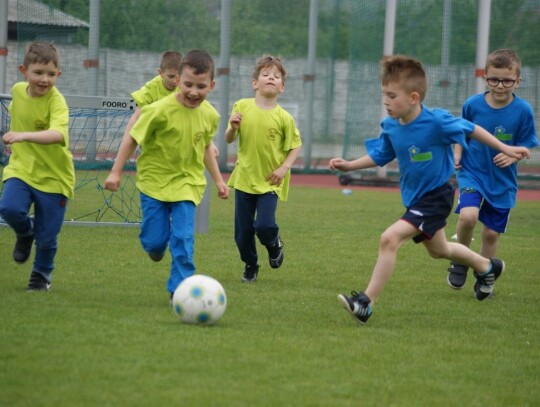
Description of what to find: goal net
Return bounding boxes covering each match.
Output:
[0,94,210,231]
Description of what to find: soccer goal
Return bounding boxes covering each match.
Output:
[0,94,211,232]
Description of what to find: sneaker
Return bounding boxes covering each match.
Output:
[447,262,469,289]
[148,251,165,262]
[473,258,505,301]
[337,291,372,325]
[267,238,284,269]
[13,234,34,264]
[27,272,51,292]
[242,264,259,283]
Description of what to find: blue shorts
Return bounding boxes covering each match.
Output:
[455,188,510,233]
[402,183,455,243]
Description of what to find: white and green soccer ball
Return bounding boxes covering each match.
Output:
[172,275,227,325]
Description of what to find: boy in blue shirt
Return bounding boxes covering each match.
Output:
[447,49,538,290]
[329,55,530,325]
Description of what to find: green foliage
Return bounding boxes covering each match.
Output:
[1,184,539,405]
[42,0,540,64]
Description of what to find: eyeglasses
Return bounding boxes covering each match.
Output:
[485,77,517,88]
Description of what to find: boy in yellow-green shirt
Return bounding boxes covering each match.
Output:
[0,41,75,291]
[104,50,229,301]
[226,55,302,283]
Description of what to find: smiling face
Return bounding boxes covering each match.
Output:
[252,64,285,97]
[19,61,61,97]
[176,66,215,109]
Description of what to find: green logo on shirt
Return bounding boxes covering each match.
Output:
[408,145,432,162]
[494,126,512,141]
[267,128,279,141]
[193,132,203,145]
[34,120,47,131]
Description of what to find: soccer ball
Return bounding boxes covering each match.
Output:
[172,275,227,325]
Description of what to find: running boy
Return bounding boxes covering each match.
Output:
[104,50,229,301]
[225,55,302,283]
[0,41,75,291]
[329,55,530,325]
[446,49,538,290]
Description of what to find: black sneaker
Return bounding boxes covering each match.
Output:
[447,262,469,289]
[27,272,51,292]
[242,264,259,283]
[473,258,505,301]
[267,238,284,269]
[337,291,372,325]
[13,234,34,264]
[148,251,165,262]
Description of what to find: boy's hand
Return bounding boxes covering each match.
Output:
[267,166,287,186]
[216,181,229,199]
[329,158,350,172]
[493,152,518,168]
[502,145,530,161]
[229,113,242,130]
[2,131,23,144]
[104,172,121,192]
[453,152,462,170]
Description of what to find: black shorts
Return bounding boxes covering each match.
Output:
[402,183,455,243]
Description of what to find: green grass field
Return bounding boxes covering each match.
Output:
[1,185,539,406]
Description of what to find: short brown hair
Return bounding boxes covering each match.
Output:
[380,55,427,101]
[486,49,521,77]
[180,50,215,80]
[160,50,182,71]
[252,55,287,84]
[23,41,60,68]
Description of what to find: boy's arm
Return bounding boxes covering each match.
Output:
[453,144,463,170]
[329,155,377,172]
[103,134,138,192]
[2,130,63,145]
[469,125,530,162]
[225,112,242,144]
[122,107,142,139]
[203,144,229,199]
[267,146,301,186]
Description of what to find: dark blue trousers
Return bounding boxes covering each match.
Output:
[0,178,68,282]
[234,189,279,266]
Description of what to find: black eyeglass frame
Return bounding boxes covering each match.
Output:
[485,77,517,88]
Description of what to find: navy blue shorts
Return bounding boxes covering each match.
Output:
[455,188,510,233]
[401,183,455,243]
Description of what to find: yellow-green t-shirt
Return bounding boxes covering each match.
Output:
[131,75,178,108]
[130,94,219,204]
[227,98,302,201]
[3,82,75,199]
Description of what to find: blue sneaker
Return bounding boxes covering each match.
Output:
[473,259,505,301]
[337,291,372,325]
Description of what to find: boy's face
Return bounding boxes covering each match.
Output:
[484,65,520,107]
[159,68,180,91]
[252,65,284,97]
[176,66,215,109]
[381,81,420,123]
[19,61,61,97]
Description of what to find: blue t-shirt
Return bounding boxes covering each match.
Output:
[366,106,474,208]
[457,93,538,208]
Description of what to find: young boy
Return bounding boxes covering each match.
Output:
[121,51,218,168]
[0,41,75,291]
[329,55,530,325]
[225,55,302,283]
[104,49,229,301]
[446,49,538,290]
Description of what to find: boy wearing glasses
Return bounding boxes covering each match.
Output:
[446,49,538,290]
